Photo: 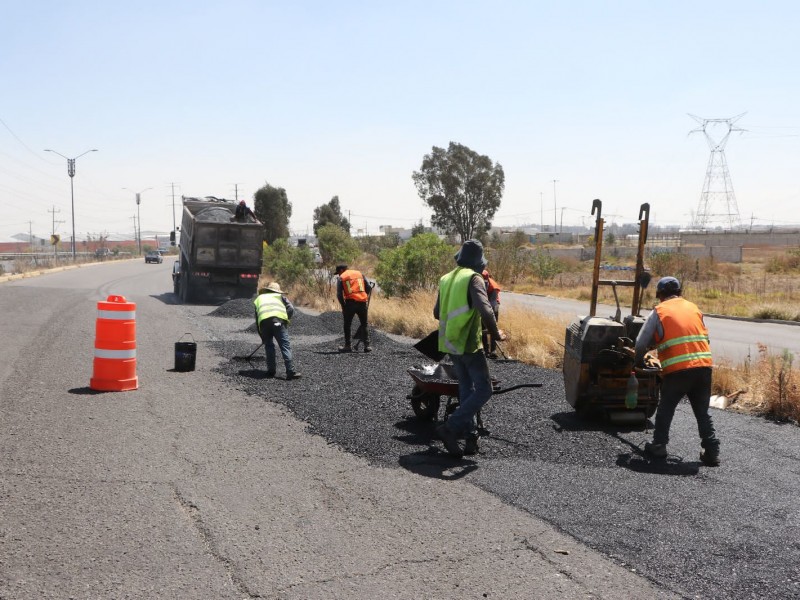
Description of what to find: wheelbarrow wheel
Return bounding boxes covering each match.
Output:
[409,385,441,421]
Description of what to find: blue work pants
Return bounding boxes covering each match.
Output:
[259,318,294,375]
[447,351,493,436]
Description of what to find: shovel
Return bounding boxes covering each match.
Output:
[233,343,264,362]
[414,330,445,362]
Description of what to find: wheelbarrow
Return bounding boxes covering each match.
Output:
[406,362,543,424]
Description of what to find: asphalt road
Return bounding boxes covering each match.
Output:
[503,291,800,364]
[2,261,799,599]
[0,261,674,600]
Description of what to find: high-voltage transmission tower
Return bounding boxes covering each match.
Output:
[688,113,745,230]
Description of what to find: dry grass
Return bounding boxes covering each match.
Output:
[722,344,800,423]
[362,291,568,369]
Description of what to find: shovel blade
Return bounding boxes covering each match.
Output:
[414,330,445,362]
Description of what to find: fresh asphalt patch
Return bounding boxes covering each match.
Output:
[202,302,800,600]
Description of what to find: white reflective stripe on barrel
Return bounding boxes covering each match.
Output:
[94,348,137,359]
[97,309,136,320]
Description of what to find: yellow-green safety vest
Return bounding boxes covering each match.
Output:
[254,293,289,326]
[438,267,483,355]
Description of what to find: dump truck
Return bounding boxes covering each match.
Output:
[175,196,263,303]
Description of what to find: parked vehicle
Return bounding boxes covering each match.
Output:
[176,196,263,303]
[145,251,163,264]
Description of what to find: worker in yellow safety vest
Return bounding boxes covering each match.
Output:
[433,240,506,458]
[635,276,719,465]
[253,282,301,380]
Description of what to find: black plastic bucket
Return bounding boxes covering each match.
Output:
[175,333,197,372]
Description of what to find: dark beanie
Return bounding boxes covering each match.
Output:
[454,240,487,270]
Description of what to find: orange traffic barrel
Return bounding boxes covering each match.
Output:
[90,295,138,391]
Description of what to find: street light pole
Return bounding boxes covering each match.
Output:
[44,148,98,260]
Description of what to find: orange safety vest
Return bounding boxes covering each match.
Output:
[482,271,501,304]
[654,297,712,374]
[340,269,369,302]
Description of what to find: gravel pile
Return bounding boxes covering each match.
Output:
[209,298,254,318]
[201,300,800,600]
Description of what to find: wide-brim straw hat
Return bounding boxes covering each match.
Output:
[265,281,283,294]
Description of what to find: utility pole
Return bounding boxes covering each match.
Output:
[28,221,34,253]
[540,192,544,232]
[552,179,559,234]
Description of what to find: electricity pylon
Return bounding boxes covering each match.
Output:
[689,113,745,230]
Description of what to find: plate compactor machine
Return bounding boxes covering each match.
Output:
[562,200,661,423]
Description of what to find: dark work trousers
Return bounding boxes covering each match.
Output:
[653,366,719,452]
[258,317,294,375]
[482,306,500,355]
[342,300,369,346]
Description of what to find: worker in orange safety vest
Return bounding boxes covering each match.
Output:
[481,269,501,358]
[634,276,720,466]
[335,264,374,353]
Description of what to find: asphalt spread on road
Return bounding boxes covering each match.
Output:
[202,299,800,600]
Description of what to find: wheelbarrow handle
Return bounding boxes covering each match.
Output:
[492,383,543,395]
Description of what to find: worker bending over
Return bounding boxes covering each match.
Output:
[254,282,301,380]
[635,276,720,465]
[434,240,506,457]
[336,264,373,353]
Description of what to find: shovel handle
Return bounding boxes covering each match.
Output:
[493,383,543,395]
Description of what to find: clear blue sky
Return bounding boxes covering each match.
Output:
[2,0,799,242]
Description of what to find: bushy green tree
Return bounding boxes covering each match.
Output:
[254,183,292,243]
[316,223,360,269]
[530,247,564,284]
[262,239,314,286]
[376,233,453,297]
[357,233,401,256]
[412,142,505,242]
[313,196,350,235]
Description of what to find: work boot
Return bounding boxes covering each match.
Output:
[436,424,463,458]
[265,371,276,379]
[338,344,352,353]
[644,441,668,458]
[464,433,480,456]
[700,449,720,467]
[363,344,372,353]
[286,371,302,380]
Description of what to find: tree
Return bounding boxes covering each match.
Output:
[254,183,292,244]
[488,231,530,284]
[313,196,350,235]
[410,221,426,237]
[316,223,360,271]
[530,247,564,284]
[262,238,314,286]
[412,142,505,243]
[375,233,453,297]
